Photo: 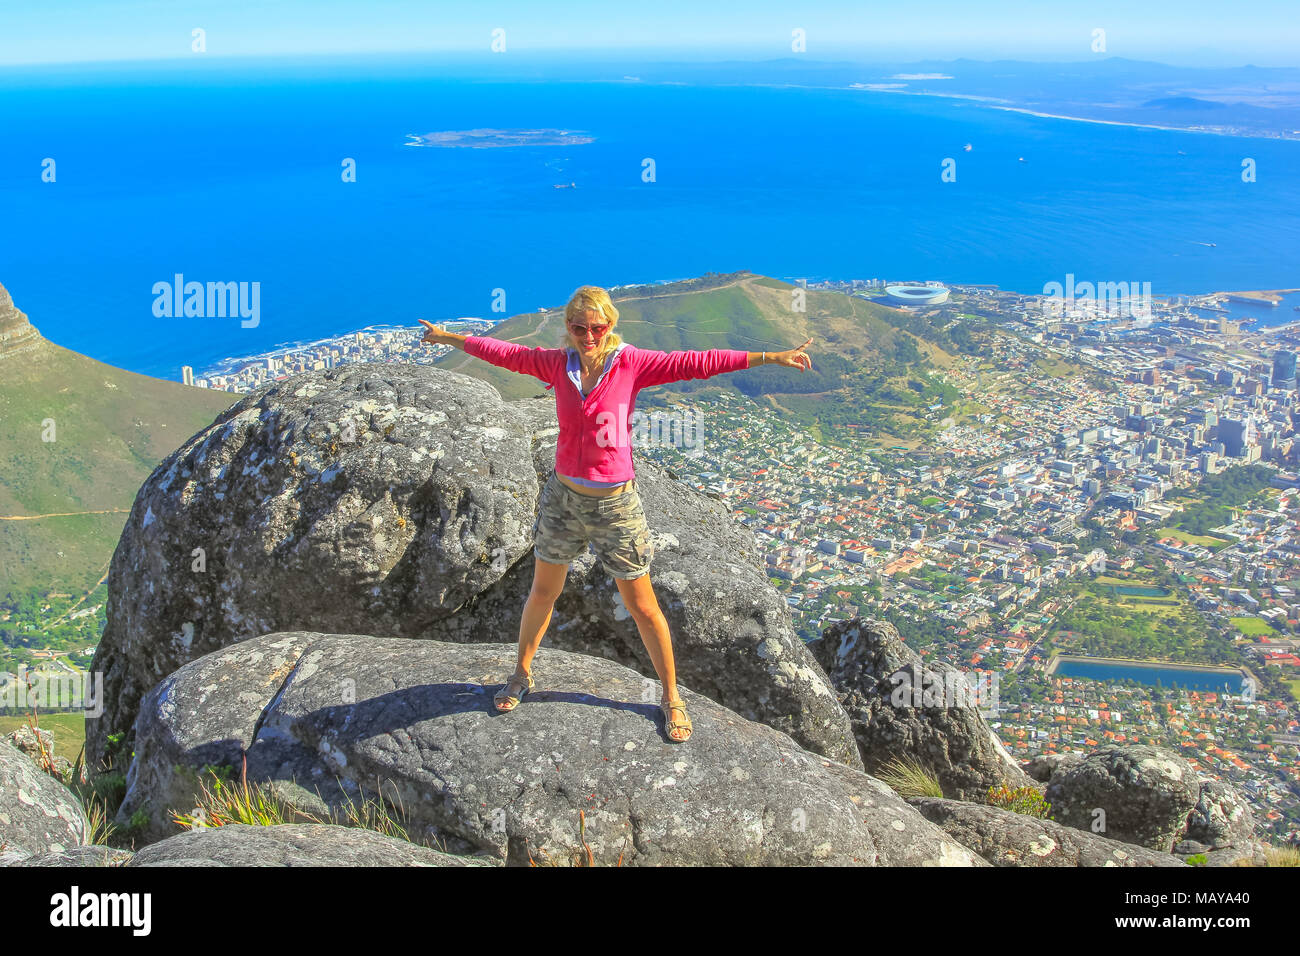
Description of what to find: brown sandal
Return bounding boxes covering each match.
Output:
[660,697,692,742]
[494,668,534,712]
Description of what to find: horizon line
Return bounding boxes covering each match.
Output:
[2,48,1297,72]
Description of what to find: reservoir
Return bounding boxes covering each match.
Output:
[1104,585,1172,598]
[1052,655,1245,693]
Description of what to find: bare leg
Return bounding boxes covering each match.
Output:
[515,554,569,674]
[614,572,688,740]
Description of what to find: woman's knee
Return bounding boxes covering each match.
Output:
[529,556,568,604]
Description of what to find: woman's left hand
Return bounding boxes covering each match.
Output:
[771,338,813,371]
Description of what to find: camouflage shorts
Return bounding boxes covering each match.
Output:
[531,469,654,580]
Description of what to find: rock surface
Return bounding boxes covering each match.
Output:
[907,797,1186,867]
[114,630,334,844]
[0,282,45,362]
[119,631,986,866]
[1171,778,1269,866]
[1171,837,1268,868]
[808,618,1035,799]
[1023,752,1083,783]
[1043,745,1200,851]
[1184,778,1258,850]
[87,363,859,775]
[125,823,495,867]
[0,740,89,862]
[4,724,54,760]
[9,845,135,867]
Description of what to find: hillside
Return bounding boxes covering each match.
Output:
[432,271,958,440]
[0,282,242,598]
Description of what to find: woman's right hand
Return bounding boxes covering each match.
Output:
[418,319,446,346]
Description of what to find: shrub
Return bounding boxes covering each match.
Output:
[875,756,944,798]
[985,784,1053,819]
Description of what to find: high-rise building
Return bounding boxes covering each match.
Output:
[1273,350,1297,386]
[1217,417,1256,457]
[181,365,193,386]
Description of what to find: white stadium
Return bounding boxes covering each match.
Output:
[885,284,950,306]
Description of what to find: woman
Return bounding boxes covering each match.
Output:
[419,285,812,742]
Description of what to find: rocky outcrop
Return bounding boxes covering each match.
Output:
[125,823,495,867]
[1042,745,1200,851]
[4,725,73,781]
[0,282,45,362]
[116,631,985,866]
[0,740,89,863]
[87,363,858,775]
[1172,779,1268,866]
[808,618,1035,800]
[113,630,334,845]
[1184,778,1258,849]
[906,797,1186,867]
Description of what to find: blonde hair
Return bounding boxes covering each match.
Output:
[561,285,623,367]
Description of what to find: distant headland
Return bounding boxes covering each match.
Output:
[405,128,595,148]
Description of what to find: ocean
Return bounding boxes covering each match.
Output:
[1,55,1298,380]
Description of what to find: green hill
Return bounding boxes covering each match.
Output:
[433,271,958,440]
[0,282,242,601]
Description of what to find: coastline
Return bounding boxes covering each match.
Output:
[204,323,416,375]
[838,83,1300,141]
[194,281,1300,382]
[612,77,1300,140]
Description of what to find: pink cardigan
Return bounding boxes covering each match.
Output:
[462,335,750,482]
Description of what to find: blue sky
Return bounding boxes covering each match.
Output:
[2,0,1295,67]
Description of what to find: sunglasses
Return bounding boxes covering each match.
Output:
[568,322,609,339]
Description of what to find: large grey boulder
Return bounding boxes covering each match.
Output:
[807,618,1035,800]
[1184,778,1258,850]
[1043,745,1200,851]
[113,630,339,845]
[0,740,89,863]
[907,797,1186,867]
[125,823,494,867]
[119,631,985,867]
[1172,779,1268,866]
[87,363,858,775]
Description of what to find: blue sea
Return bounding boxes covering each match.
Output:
[2,54,1299,380]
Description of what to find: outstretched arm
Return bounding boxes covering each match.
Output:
[420,320,468,351]
[635,338,814,389]
[419,320,557,383]
[746,339,813,371]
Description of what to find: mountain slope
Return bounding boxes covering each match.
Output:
[0,282,242,595]
[432,271,956,434]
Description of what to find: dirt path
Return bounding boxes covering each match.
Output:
[765,395,795,416]
[46,561,112,627]
[0,509,130,521]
